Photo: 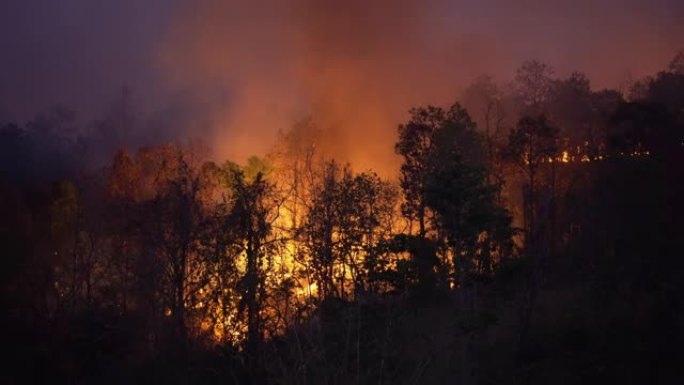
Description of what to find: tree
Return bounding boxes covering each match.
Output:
[395,103,483,239]
[547,72,593,148]
[461,75,508,197]
[107,144,216,349]
[514,60,555,113]
[302,161,341,299]
[348,171,397,295]
[425,150,513,285]
[299,161,398,300]
[395,106,443,239]
[395,102,510,291]
[506,115,558,245]
[50,180,89,311]
[608,101,679,157]
[668,49,684,75]
[461,75,504,136]
[648,52,684,129]
[222,161,280,372]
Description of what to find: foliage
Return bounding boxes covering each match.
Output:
[2,50,684,384]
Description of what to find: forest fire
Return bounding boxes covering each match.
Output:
[2,2,684,383]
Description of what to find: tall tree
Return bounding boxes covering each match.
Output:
[514,60,555,113]
[547,72,593,150]
[222,161,279,371]
[461,75,508,197]
[395,106,443,239]
[108,144,215,348]
[302,161,340,299]
[506,115,558,246]
[395,103,503,290]
[395,103,483,239]
[425,150,513,286]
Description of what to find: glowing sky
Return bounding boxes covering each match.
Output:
[1,0,682,172]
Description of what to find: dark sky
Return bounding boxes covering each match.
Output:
[0,0,189,123]
[1,0,682,169]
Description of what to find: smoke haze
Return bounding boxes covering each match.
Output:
[2,0,682,173]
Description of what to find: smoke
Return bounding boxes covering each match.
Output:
[157,0,683,174]
[1,0,682,175]
[158,0,438,173]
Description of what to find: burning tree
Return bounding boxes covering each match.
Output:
[395,102,513,291]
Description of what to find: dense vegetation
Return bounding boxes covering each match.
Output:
[1,53,683,384]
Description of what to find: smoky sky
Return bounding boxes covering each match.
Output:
[1,0,682,173]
